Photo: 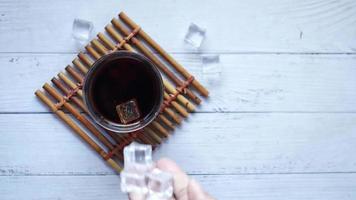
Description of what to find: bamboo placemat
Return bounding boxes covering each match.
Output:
[35,12,209,172]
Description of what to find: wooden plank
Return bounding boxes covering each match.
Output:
[0,0,355,53]
[1,53,356,112]
[1,174,356,200]
[1,113,356,175]
[2,1,355,199]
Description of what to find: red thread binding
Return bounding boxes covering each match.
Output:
[124,26,141,42]
[176,76,195,94]
[160,76,195,112]
[104,129,144,160]
[114,26,141,51]
[54,82,83,110]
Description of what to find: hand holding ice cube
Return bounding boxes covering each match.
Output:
[121,142,215,200]
[121,142,174,200]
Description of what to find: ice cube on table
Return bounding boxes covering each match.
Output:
[201,54,222,83]
[147,168,173,200]
[184,23,206,50]
[124,142,153,171]
[72,18,93,45]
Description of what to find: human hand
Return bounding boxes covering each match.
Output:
[128,158,215,200]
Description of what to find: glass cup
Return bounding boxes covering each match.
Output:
[83,51,164,133]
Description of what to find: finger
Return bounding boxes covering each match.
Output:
[156,158,190,200]
[188,179,215,200]
[188,179,206,200]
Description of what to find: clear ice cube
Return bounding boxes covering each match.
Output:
[121,142,154,194]
[201,54,222,83]
[72,18,93,45]
[116,99,141,124]
[124,142,153,171]
[120,169,148,194]
[184,23,206,50]
[146,168,173,200]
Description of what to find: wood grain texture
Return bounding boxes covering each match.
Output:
[1,0,356,199]
[1,54,356,112]
[0,0,355,53]
[1,174,356,200]
[1,113,356,175]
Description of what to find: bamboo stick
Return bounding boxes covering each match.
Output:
[158,114,175,130]
[137,129,158,145]
[72,58,88,74]
[164,92,189,118]
[163,79,195,112]
[105,25,134,51]
[104,25,194,114]
[85,45,101,60]
[107,131,124,142]
[113,128,159,149]
[107,131,144,152]
[51,77,88,113]
[65,65,83,82]
[78,52,93,67]
[43,83,123,157]
[58,72,83,97]
[134,125,161,145]
[35,90,122,172]
[91,39,109,55]
[163,106,182,124]
[111,18,202,105]
[166,81,194,111]
[144,127,162,143]
[119,12,209,97]
[151,121,169,137]
[122,130,159,151]
[143,126,162,144]
[97,33,116,50]
[108,125,155,146]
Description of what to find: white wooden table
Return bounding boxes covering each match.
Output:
[1,0,356,199]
